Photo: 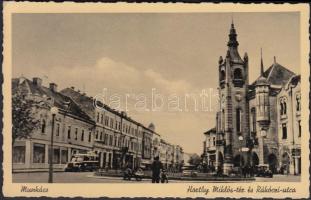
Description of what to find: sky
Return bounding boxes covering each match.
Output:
[12,12,300,154]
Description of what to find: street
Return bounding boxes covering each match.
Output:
[13,172,300,183]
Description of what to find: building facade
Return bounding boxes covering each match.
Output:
[203,22,301,175]
[12,77,95,171]
[12,77,184,171]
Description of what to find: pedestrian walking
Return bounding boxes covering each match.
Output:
[151,156,163,183]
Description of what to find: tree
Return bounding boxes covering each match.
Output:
[12,91,41,145]
[188,153,202,167]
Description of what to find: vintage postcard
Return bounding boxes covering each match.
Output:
[2,2,310,198]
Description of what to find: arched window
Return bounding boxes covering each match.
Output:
[56,123,60,136]
[280,100,284,115]
[220,70,226,81]
[236,108,241,133]
[234,68,243,80]
[81,130,84,141]
[280,98,287,115]
[282,123,287,139]
[251,108,256,133]
[221,109,225,131]
[88,131,92,142]
[283,102,287,115]
[41,119,46,134]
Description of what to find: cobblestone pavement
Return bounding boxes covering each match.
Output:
[13,172,300,183]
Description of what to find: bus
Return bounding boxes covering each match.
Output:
[64,153,99,172]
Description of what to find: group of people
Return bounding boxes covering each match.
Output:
[241,164,255,178]
[122,156,168,183]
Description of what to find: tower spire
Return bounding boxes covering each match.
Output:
[227,20,239,48]
[260,48,264,76]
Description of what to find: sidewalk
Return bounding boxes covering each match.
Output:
[94,170,255,181]
[13,168,65,173]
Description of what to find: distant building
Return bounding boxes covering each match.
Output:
[174,145,184,171]
[141,126,153,168]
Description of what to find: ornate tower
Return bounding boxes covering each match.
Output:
[218,22,250,174]
[255,49,270,164]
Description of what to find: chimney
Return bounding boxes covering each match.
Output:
[33,77,42,87]
[49,83,58,92]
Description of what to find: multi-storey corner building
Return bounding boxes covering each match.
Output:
[12,77,95,171]
[12,77,184,171]
[203,22,301,175]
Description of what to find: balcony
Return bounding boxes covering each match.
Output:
[233,78,244,88]
[206,146,216,152]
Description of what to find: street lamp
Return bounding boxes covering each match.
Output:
[48,106,58,183]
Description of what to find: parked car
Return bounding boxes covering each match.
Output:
[255,164,273,178]
[182,165,199,177]
[64,153,99,172]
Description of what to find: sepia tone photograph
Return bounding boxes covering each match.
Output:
[2,2,310,198]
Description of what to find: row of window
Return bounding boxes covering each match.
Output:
[40,120,92,143]
[220,106,302,140]
[95,130,142,152]
[282,120,301,139]
[219,68,243,81]
[13,143,69,164]
[280,94,301,116]
[96,112,143,138]
[67,125,92,142]
[96,113,121,129]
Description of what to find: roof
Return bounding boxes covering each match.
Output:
[252,62,296,87]
[60,88,95,119]
[12,77,93,122]
[203,127,216,135]
[228,49,244,64]
[248,61,297,98]
[61,88,156,132]
[255,76,268,86]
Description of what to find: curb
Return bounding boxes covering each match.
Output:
[93,174,255,182]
